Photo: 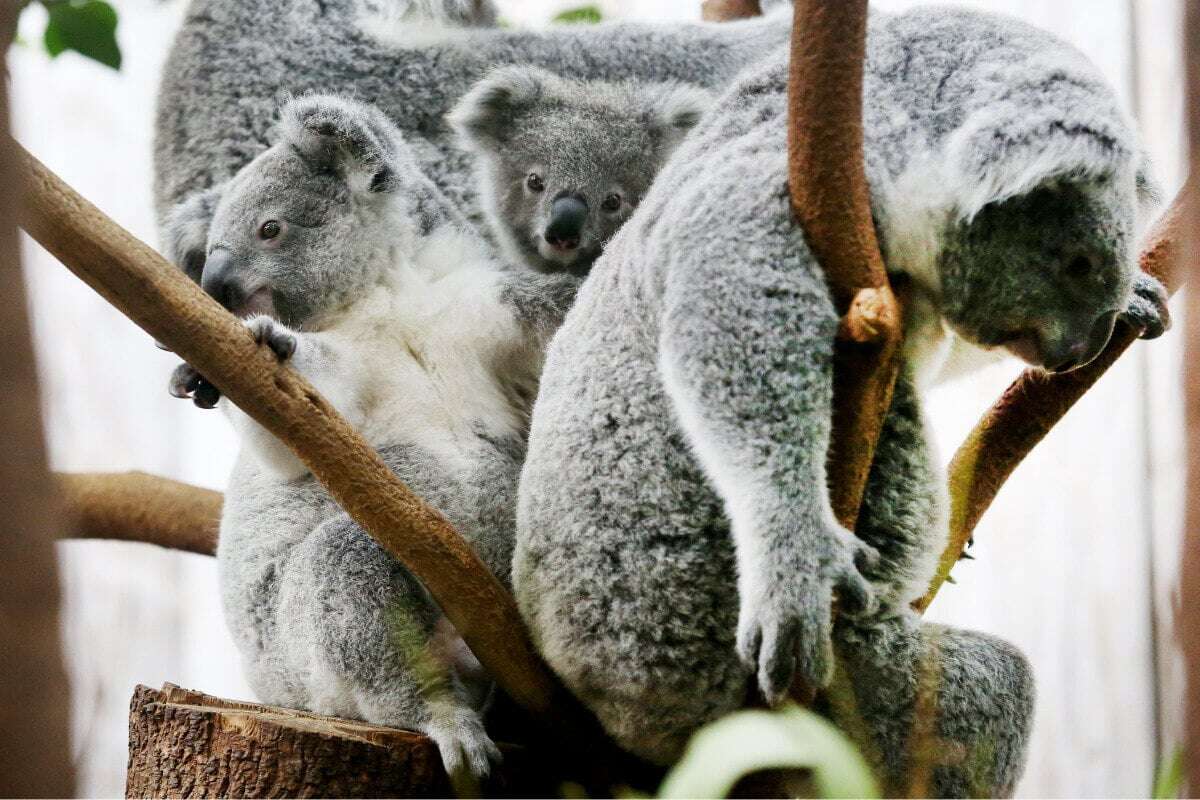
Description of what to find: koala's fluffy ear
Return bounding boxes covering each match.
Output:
[944,78,1138,220]
[647,84,714,152]
[280,94,401,195]
[161,184,225,283]
[447,66,552,149]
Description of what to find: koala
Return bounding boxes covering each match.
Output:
[449,67,713,276]
[165,94,579,780]
[514,7,1168,797]
[361,0,498,27]
[153,0,796,282]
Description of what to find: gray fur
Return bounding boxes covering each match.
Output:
[515,7,1167,795]
[449,67,713,276]
[154,0,793,279]
[201,94,579,779]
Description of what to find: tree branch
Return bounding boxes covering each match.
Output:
[59,472,220,556]
[915,184,1192,612]
[701,0,762,21]
[15,143,562,720]
[787,0,905,532]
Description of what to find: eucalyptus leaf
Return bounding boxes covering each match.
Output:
[659,705,880,799]
[552,5,602,24]
[42,0,121,70]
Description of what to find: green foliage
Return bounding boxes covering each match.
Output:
[1153,748,1184,799]
[658,705,880,799]
[14,0,122,70]
[552,5,603,25]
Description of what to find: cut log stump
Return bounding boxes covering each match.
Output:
[126,684,561,798]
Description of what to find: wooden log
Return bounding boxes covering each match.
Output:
[125,684,564,799]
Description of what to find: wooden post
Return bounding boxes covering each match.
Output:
[0,7,75,794]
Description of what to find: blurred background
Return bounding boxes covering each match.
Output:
[7,0,1189,795]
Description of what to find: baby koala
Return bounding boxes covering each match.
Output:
[164,94,577,780]
[450,66,713,276]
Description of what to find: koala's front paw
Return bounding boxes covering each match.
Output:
[1122,273,1171,340]
[736,530,878,705]
[425,710,502,780]
[168,362,222,409]
[245,315,298,361]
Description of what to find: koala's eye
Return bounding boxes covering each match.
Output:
[259,220,283,241]
[602,193,623,213]
[1067,254,1094,279]
[526,173,545,193]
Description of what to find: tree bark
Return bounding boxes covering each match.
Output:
[0,7,75,798]
[125,684,564,799]
[700,0,762,21]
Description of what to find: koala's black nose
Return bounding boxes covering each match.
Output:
[1043,310,1119,373]
[200,249,248,312]
[545,195,588,251]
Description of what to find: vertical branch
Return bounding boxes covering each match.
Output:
[787,0,904,531]
[1181,0,1200,791]
[0,8,76,795]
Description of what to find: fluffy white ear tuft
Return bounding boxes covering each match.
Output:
[942,75,1138,221]
[279,94,403,195]
[447,66,554,150]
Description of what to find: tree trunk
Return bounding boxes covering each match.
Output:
[0,5,75,797]
[125,685,565,799]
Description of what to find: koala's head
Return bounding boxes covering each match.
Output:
[163,95,441,329]
[920,89,1155,374]
[450,66,712,276]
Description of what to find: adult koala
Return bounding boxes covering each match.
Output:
[167,93,578,779]
[154,0,795,277]
[515,7,1168,797]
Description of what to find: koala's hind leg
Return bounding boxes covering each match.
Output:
[829,615,1034,798]
[282,513,500,779]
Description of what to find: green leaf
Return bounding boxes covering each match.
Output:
[659,705,880,799]
[42,0,122,70]
[552,5,602,24]
[1153,748,1185,799]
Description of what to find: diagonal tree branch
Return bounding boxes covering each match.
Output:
[915,185,1191,613]
[15,143,563,720]
[787,0,905,533]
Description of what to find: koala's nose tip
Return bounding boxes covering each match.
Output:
[200,249,246,313]
[1043,310,1119,374]
[545,195,588,251]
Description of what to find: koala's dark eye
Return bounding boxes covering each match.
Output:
[526,173,545,193]
[1067,254,1093,279]
[259,220,282,241]
[602,193,623,213]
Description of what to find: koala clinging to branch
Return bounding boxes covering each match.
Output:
[450,67,714,276]
[165,94,578,779]
[515,7,1168,796]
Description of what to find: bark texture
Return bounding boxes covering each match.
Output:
[61,471,221,556]
[0,7,75,795]
[786,0,905,532]
[917,184,1191,612]
[15,145,561,719]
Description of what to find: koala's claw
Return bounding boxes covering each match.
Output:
[1122,273,1171,340]
[426,713,502,781]
[245,315,298,361]
[169,362,222,409]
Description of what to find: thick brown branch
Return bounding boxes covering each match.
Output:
[915,185,1192,613]
[701,0,762,21]
[0,26,75,794]
[59,472,221,556]
[787,0,904,532]
[15,144,560,720]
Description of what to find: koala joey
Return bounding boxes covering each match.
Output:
[164,94,578,780]
[514,7,1168,796]
[449,67,713,276]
